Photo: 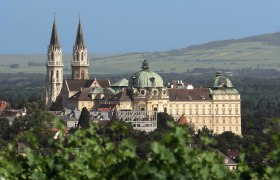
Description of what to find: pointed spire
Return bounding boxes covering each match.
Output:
[75,17,86,47]
[49,16,61,47]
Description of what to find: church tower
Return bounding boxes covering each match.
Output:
[45,17,64,107]
[72,18,89,80]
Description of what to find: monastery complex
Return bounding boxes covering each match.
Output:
[45,18,241,135]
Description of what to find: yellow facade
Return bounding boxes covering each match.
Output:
[168,95,241,135]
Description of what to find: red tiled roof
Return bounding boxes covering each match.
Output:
[0,101,8,111]
[98,104,116,109]
[97,104,116,112]
[177,114,188,125]
[168,88,211,101]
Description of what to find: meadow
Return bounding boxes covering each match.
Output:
[1,41,280,75]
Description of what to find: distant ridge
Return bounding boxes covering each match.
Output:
[1,32,280,74]
[183,32,280,51]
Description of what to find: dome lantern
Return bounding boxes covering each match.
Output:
[142,60,149,70]
[213,71,233,88]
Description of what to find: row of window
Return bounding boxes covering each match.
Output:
[133,123,156,128]
[213,95,239,100]
[195,126,239,133]
[49,52,62,62]
[216,126,239,132]
[169,103,239,108]
[169,108,239,115]
[74,52,86,61]
[139,89,167,96]
[170,104,211,108]
[50,70,62,81]
[189,117,239,124]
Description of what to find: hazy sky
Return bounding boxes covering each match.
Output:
[1,0,280,54]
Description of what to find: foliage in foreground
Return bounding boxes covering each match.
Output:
[0,120,279,179]
[0,120,231,179]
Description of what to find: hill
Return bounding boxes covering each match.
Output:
[1,32,280,74]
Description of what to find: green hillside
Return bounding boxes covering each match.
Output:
[1,32,280,74]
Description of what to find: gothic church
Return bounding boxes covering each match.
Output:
[45,17,109,108]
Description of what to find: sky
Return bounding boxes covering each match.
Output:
[0,0,280,54]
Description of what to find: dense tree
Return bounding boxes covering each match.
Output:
[213,131,242,154]
[0,118,10,136]
[0,102,54,146]
[78,107,90,128]
[157,112,174,131]
[50,98,62,111]
[193,126,215,150]
[0,117,10,142]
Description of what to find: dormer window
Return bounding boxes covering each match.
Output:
[201,96,205,100]
[188,96,192,100]
[150,77,155,86]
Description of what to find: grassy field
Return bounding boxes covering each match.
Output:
[1,32,280,74]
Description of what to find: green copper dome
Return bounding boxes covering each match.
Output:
[129,60,164,88]
[213,71,233,88]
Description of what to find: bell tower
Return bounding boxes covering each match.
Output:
[72,18,89,80]
[45,17,63,107]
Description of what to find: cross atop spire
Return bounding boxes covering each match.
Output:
[49,16,61,47]
[75,17,86,47]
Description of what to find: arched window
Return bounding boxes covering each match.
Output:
[50,70,53,79]
[81,70,85,79]
[76,52,79,61]
[51,52,54,61]
[81,53,84,61]
[56,70,59,81]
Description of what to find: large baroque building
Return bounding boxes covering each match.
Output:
[107,61,241,135]
[45,19,241,135]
